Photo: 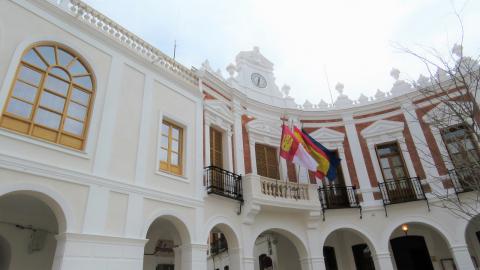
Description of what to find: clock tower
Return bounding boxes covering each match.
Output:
[232,47,283,101]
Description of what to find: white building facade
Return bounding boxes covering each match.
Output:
[0,1,479,270]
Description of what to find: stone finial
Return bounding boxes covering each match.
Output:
[335,82,344,94]
[318,99,328,109]
[435,68,449,82]
[226,63,236,78]
[452,44,463,58]
[416,74,430,88]
[253,46,260,53]
[390,68,400,81]
[281,84,291,97]
[358,94,369,103]
[375,89,386,100]
[303,100,313,109]
[201,59,212,71]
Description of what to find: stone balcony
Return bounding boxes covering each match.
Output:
[242,174,320,212]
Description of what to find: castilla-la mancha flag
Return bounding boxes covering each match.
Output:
[279,125,318,172]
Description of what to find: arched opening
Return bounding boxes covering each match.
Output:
[323,228,376,270]
[207,223,241,270]
[253,229,307,270]
[0,235,10,270]
[464,215,480,268]
[143,216,190,270]
[0,192,61,270]
[388,223,455,270]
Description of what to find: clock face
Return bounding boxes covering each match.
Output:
[251,73,267,88]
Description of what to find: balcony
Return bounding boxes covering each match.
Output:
[243,174,320,211]
[204,166,243,202]
[448,166,480,194]
[378,177,428,215]
[209,237,228,256]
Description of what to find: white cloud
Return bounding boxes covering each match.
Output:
[84,0,480,104]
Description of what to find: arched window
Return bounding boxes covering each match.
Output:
[0,42,95,150]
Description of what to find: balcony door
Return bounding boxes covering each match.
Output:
[210,127,224,168]
[255,144,280,180]
[210,127,224,192]
[324,150,350,208]
[376,142,415,202]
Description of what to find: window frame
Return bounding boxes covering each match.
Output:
[159,119,184,176]
[440,123,480,168]
[255,143,280,180]
[375,141,410,181]
[0,42,96,151]
[209,126,224,168]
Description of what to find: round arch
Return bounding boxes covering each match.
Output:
[250,227,309,259]
[320,224,378,254]
[0,234,11,270]
[382,216,455,250]
[142,210,193,244]
[0,183,74,233]
[204,216,242,249]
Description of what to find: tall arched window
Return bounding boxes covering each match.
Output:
[0,42,95,150]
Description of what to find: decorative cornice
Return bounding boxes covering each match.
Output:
[0,152,203,208]
[58,0,198,86]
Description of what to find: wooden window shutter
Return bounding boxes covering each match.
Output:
[255,144,268,177]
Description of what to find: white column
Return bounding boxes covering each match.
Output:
[338,147,353,186]
[124,193,144,238]
[134,73,154,186]
[181,244,208,270]
[173,246,183,270]
[205,120,211,167]
[229,248,242,270]
[92,55,124,177]
[82,185,109,234]
[226,128,234,171]
[243,257,255,270]
[300,257,312,270]
[280,153,289,181]
[250,139,257,175]
[233,100,246,175]
[451,244,476,270]
[373,251,395,270]
[342,114,375,202]
[367,143,385,183]
[305,228,326,270]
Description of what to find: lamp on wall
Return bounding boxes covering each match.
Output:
[401,224,409,236]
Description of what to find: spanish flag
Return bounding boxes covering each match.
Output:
[295,127,341,181]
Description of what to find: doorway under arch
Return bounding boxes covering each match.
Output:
[323,228,377,270]
[253,229,307,270]
[0,192,61,270]
[388,222,455,270]
[143,216,191,270]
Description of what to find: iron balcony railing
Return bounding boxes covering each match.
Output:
[318,185,360,209]
[205,166,243,202]
[209,237,228,256]
[448,166,480,194]
[379,177,427,206]
[318,185,362,219]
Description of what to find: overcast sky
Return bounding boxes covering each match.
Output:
[83,0,480,105]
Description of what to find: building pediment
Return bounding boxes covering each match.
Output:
[246,119,282,140]
[422,101,473,126]
[308,128,345,143]
[361,120,404,139]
